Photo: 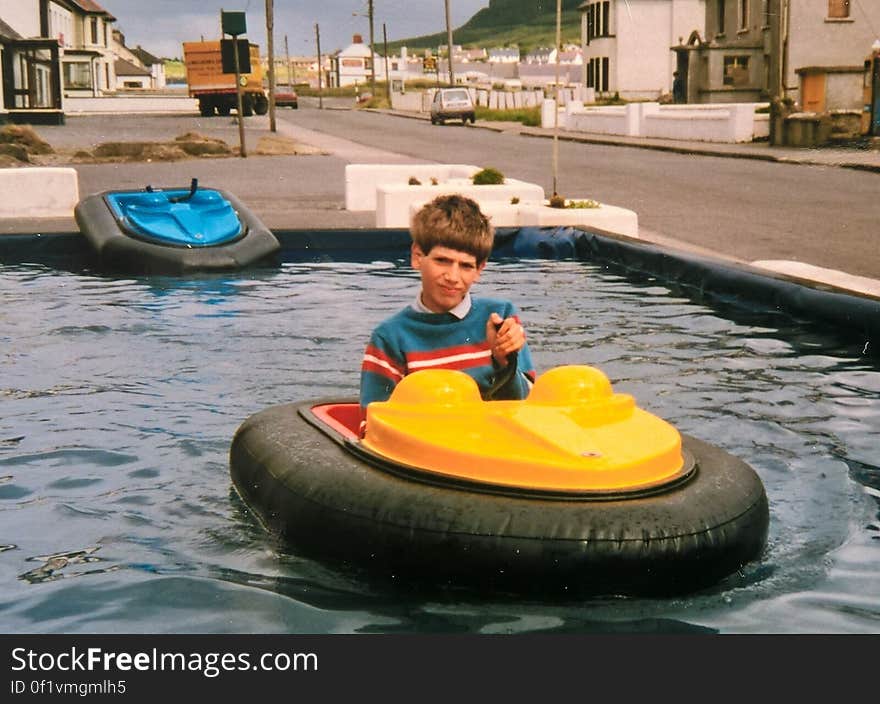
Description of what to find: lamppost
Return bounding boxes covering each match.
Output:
[265,0,276,132]
[353,2,377,95]
[445,0,454,85]
[552,0,561,197]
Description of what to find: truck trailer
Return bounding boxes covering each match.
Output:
[183,40,269,117]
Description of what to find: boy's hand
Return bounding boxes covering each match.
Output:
[486,312,526,367]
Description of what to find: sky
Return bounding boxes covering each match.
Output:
[100,0,491,60]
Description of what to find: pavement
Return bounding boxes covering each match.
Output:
[2,100,879,298]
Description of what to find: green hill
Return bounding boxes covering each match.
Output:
[387,0,584,55]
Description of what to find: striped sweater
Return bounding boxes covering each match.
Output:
[360,297,536,410]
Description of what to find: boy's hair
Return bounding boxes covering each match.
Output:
[410,194,494,264]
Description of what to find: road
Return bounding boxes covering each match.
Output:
[278,101,880,279]
[23,101,879,280]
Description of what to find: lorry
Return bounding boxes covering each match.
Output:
[183,40,269,117]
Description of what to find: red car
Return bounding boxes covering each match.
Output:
[274,86,298,109]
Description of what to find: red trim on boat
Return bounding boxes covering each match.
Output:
[311,403,361,440]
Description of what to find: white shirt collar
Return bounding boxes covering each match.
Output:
[412,290,472,319]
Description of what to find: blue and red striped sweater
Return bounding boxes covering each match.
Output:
[360,296,536,410]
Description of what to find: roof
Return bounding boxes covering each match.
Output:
[132,46,162,65]
[0,18,23,42]
[68,0,116,20]
[114,57,151,76]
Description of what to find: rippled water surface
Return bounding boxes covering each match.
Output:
[1,258,879,633]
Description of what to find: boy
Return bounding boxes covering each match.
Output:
[360,194,536,413]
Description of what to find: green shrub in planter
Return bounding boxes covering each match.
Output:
[472,167,505,185]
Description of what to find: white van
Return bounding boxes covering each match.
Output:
[430,88,476,125]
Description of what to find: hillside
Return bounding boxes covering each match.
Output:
[387,0,584,54]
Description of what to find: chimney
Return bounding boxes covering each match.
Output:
[353,34,363,44]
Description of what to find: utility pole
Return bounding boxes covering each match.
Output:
[368,0,376,96]
[552,0,561,196]
[315,23,323,109]
[285,34,293,87]
[233,38,246,157]
[383,22,391,104]
[265,0,276,132]
[444,0,454,85]
[769,0,790,146]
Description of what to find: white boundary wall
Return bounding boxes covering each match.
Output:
[63,95,198,114]
[546,100,770,143]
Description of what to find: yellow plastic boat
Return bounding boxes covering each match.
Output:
[230,365,769,596]
[360,365,692,496]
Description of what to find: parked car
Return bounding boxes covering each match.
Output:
[274,86,298,109]
[430,88,475,125]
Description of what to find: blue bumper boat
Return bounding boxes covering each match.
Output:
[74,179,280,274]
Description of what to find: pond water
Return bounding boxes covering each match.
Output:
[1,257,878,634]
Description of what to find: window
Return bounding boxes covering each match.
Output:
[718,0,726,34]
[586,2,611,42]
[90,18,98,44]
[723,55,750,86]
[64,61,92,90]
[739,0,749,30]
[762,0,771,25]
[586,56,610,92]
[828,0,850,19]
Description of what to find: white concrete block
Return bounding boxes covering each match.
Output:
[404,196,638,238]
[521,201,639,238]
[345,163,480,211]
[376,178,546,228]
[409,199,524,228]
[0,167,79,218]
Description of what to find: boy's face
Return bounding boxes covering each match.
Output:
[411,244,485,313]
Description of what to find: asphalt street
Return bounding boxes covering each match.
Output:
[4,101,880,297]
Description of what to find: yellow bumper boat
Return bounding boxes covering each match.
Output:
[230,366,769,595]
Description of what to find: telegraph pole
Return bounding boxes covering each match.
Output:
[265,0,276,132]
[552,0,561,196]
[315,23,323,109]
[383,22,391,103]
[368,0,376,95]
[285,34,293,86]
[444,0,454,85]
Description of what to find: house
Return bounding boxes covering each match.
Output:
[111,29,166,90]
[113,57,150,89]
[579,0,707,99]
[779,0,880,112]
[53,0,117,97]
[458,48,488,62]
[680,1,880,112]
[0,14,63,123]
[673,0,764,103]
[112,30,166,90]
[0,0,116,123]
[525,47,555,65]
[329,34,387,88]
[488,47,520,64]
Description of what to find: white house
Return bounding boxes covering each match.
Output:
[113,57,150,89]
[0,0,117,122]
[330,34,388,88]
[111,29,166,90]
[579,0,706,99]
[52,0,117,96]
[488,47,520,63]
